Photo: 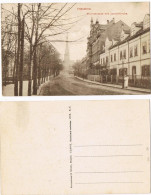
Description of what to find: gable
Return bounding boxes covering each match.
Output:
[105,20,130,41]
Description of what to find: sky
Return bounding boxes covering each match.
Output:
[51,2,149,62]
[1,2,150,62]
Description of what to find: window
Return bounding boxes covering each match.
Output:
[101,59,102,64]
[130,47,133,58]
[148,40,150,53]
[132,66,136,76]
[114,53,116,61]
[110,68,117,75]
[120,51,122,60]
[123,50,126,59]
[142,65,150,76]
[106,56,108,64]
[111,55,113,62]
[142,42,147,54]
[134,45,138,56]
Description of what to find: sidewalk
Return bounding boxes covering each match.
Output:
[2,81,30,96]
[37,80,50,95]
[2,76,55,96]
[75,76,151,94]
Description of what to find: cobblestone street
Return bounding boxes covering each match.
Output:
[39,73,147,95]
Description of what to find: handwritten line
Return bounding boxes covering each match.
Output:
[74,155,143,157]
[74,144,143,147]
[75,171,144,174]
[75,182,144,184]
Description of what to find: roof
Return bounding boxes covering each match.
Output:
[105,20,130,42]
[109,27,150,50]
[109,35,130,50]
[135,22,143,28]
[128,27,150,41]
[123,29,130,34]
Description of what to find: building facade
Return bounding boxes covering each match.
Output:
[99,14,150,88]
[75,14,149,88]
[87,17,130,68]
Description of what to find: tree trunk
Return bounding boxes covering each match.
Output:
[13,42,17,84]
[33,47,37,95]
[14,3,21,96]
[37,48,41,87]
[19,17,25,96]
[38,66,41,86]
[28,44,32,96]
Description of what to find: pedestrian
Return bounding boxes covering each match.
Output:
[124,74,129,88]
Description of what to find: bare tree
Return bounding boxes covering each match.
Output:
[1,8,17,87]
[2,3,85,96]
[24,3,79,95]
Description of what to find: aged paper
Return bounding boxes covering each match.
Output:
[1,2,150,96]
[0,100,150,194]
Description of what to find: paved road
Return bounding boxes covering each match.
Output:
[39,73,146,96]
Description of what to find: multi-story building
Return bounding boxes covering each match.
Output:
[87,18,130,68]
[99,14,150,88]
[76,14,150,88]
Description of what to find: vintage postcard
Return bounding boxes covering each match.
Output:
[1,2,150,96]
[0,100,150,194]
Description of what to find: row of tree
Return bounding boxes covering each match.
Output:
[1,3,78,96]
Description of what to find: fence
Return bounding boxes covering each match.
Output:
[2,75,30,86]
[128,75,151,89]
[77,73,151,89]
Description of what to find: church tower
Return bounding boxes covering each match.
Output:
[64,33,70,69]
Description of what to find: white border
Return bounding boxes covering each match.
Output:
[0,2,151,195]
[0,0,150,101]
[1,0,150,3]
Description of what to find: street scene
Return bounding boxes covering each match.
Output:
[1,2,150,96]
[38,73,149,95]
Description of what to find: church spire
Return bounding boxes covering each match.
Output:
[64,32,70,68]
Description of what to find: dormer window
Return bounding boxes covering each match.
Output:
[130,22,141,36]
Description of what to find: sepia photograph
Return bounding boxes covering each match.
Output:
[1,2,150,96]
